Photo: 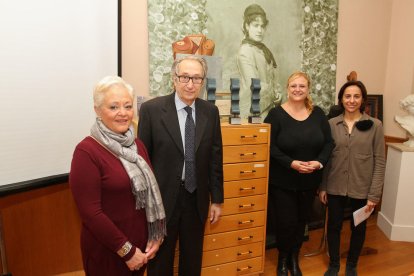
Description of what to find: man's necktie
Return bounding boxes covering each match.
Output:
[184,106,196,193]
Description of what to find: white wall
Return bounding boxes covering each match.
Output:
[383,0,414,138]
[335,0,392,95]
[122,0,413,138]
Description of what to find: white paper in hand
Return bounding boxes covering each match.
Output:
[353,206,374,227]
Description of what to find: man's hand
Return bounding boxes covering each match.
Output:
[210,203,222,224]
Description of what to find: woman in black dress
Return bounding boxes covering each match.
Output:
[264,71,334,276]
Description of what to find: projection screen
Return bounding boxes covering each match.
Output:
[0,0,119,192]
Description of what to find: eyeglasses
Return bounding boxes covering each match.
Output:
[176,75,204,84]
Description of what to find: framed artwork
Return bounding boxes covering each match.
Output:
[365,94,383,122]
[147,0,339,118]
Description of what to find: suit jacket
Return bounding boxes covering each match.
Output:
[138,92,224,223]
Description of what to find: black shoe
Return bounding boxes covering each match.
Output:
[324,266,339,276]
[277,252,289,276]
[289,251,302,276]
[345,266,358,276]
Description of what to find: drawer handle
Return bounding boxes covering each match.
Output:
[237,266,252,272]
[240,152,256,156]
[239,186,255,191]
[238,219,254,225]
[239,203,255,208]
[240,170,256,174]
[240,135,257,139]
[238,235,253,241]
[237,250,253,256]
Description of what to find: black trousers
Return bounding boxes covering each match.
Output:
[269,186,315,253]
[326,194,367,267]
[147,186,205,276]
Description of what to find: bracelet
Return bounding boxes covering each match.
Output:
[117,241,132,257]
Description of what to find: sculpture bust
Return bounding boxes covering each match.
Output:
[395,94,414,147]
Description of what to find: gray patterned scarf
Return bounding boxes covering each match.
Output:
[91,118,166,241]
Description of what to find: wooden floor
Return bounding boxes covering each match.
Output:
[264,214,414,276]
[58,215,414,276]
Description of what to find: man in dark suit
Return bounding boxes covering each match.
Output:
[138,55,224,276]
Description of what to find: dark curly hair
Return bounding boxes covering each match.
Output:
[242,4,269,37]
[337,80,368,113]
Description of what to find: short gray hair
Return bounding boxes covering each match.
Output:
[171,55,208,80]
[93,76,134,107]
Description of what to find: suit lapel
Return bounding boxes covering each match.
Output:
[161,93,184,155]
[195,99,207,152]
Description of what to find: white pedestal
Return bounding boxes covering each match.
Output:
[377,143,414,242]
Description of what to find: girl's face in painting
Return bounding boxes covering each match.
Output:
[246,16,266,42]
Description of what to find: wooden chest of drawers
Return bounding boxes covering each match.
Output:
[201,123,270,276]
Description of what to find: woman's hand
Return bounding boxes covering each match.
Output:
[319,191,328,204]
[291,160,316,174]
[366,200,377,213]
[145,238,163,260]
[126,247,148,271]
[307,160,323,170]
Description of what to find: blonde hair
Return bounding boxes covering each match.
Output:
[93,76,134,107]
[286,71,314,112]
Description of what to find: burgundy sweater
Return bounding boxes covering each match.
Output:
[70,137,150,275]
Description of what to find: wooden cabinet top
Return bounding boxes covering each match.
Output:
[221,123,270,146]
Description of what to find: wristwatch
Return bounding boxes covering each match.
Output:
[117,241,132,257]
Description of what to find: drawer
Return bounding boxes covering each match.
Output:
[201,256,263,275]
[221,195,266,216]
[205,211,265,234]
[222,125,269,146]
[223,144,268,164]
[224,163,268,181]
[224,179,267,199]
[202,242,263,267]
[203,227,264,251]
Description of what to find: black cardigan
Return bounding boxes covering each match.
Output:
[264,106,334,191]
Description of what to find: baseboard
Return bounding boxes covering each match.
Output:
[377,211,414,242]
